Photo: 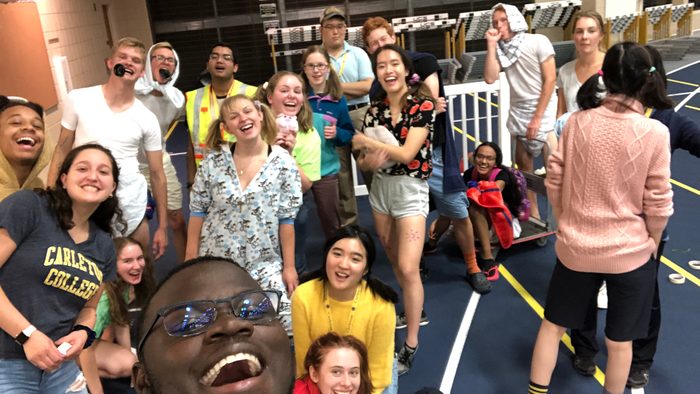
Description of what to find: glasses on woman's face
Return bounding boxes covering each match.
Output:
[304,63,329,71]
[475,153,497,162]
[137,290,281,355]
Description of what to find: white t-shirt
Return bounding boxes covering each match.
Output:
[61,85,161,176]
[556,60,581,113]
[504,33,556,105]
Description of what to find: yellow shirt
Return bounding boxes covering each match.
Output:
[291,279,395,393]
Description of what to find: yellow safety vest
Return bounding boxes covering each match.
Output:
[185,80,258,166]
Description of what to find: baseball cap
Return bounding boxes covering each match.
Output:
[320,6,346,24]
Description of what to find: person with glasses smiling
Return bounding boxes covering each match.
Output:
[300,45,354,240]
[319,6,375,227]
[135,42,188,263]
[185,42,258,186]
[133,256,295,394]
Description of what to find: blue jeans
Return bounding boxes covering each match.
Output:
[381,356,399,394]
[0,358,87,394]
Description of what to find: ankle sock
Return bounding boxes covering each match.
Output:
[528,381,548,394]
[465,252,480,274]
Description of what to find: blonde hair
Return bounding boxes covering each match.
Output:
[300,45,343,100]
[206,95,278,149]
[255,71,314,133]
[112,37,147,63]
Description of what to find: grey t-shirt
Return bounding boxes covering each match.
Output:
[0,190,116,359]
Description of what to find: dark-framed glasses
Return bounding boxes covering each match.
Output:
[475,153,497,162]
[137,290,281,355]
[304,63,329,71]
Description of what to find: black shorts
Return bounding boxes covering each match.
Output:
[544,256,656,342]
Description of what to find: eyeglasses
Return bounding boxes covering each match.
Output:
[151,54,176,65]
[304,63,329,71]
[209,53,233,62]
[137,290,281,355]
[322,23,346,31]
[475,153,497,162]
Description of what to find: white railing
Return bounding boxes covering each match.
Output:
[445,72,511,167]
[353,72,511,196]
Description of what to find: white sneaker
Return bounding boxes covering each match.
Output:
[597,282,608,309]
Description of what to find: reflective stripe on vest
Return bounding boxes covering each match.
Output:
[186,81,255,166]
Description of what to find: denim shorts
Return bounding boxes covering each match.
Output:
[428,145,469,219]
[0,358,87,393]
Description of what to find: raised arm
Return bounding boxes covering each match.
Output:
[483,28,502,84]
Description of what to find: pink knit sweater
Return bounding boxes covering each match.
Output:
[546,97,673,274]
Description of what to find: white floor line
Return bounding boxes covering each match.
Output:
[675,86,700,112]
[631,387,645,394]
[167,151,187,156]
[439,292,481,394]
[667,58,700,75]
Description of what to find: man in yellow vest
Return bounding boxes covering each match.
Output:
[184,42,257,186]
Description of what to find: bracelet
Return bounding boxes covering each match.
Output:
[71,324,96,349]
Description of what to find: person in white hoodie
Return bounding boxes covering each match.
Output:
[135,42,188,263]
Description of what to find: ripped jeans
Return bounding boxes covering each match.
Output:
[0,358,87,394]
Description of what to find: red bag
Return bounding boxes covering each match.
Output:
[466,180,514,248]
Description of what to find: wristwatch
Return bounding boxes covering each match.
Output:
[71,324,96,349]
[14,325,37,346]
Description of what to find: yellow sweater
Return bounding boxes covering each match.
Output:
[291,279,395,393]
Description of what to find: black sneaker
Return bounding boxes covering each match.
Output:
[626,368,649,388]
[467,271,492,294]
[397,342,418,376]
[396,311,430,329]
[571,354,596,376]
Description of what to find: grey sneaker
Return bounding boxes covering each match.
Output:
[467,271,492,294]
[626,368,650,388]
[397,342,418,376]
[396,311,429,330]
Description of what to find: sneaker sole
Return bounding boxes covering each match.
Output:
[396,320,430,330]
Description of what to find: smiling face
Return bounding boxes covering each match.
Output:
[117,242,146,286]
[375,48,409,96]
[365,27,396,55]
[150,47,176,84]
[0,105,44,168]
[108,45,145,81]
[207,46,237,80]
[303,52,330,92]
[325,238,368,301]
[60,148,117,207]
[135,261,293,394]
[221,98,264,142]
[267,75,304,117]
[573,16,603,56]
[310,347,361,394]
[474,145,498,177]
[492,9,514,41]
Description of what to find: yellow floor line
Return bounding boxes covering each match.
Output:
[686,104,700,112]
[671,179,700,196]
[466,92,500,108]
[164,120,180,141]
[451,125,476,142]
[668,78,699,87]
[499,265,606,386]
[660,256,700,287]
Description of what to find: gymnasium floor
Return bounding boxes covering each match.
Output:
[156,57,700,394]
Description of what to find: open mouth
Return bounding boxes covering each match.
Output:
[283,101,298,109]
[81,185,101,192]
[127,270,142,282]
[239,123,254,133]
[16,136,37,147]
[335,271,350,281]
[201,353,263,387]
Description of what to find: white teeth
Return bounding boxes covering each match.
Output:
[240,123,253,131]
[200,353,261,386]
[16,137,36,146]
[284,101,296,106]
[82,185,99,192]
